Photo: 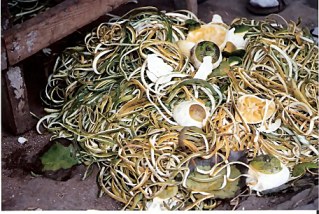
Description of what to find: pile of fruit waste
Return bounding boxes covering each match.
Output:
[37,7,318,210]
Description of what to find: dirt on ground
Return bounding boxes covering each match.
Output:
[1,129,124,210]
[1,128,318,210]
[2,0,318,211]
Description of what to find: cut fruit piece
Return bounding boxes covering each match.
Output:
[235,95,276,124]
[250,155,282,174]
[194,56,213,80]
[186,23,228,50]
[176,40,196,58]
[173,100,209,128]
[191,41,222,69]
[246,155,290,192]
[223,41,237,54]
[226,28,248,50]
[146,54,173,84]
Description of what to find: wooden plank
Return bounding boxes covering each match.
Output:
[3,0,133,66]
[1,66,35,135]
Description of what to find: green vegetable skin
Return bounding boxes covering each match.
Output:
[250,155,282,174]
[292,162,318,177]
[233,25,250,34]
[211,61,230,77]
[185,19,201,31]
[228,56,242,66]
[157,186,178,199]
[186,165,241,199]
[40,142,78,171]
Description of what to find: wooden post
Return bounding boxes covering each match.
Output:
[2,66,35,135]
[2,39,8,71]
[3,0,134,66]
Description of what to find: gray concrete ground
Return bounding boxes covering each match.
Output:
[113,0,318,28]
[195,0,318,27]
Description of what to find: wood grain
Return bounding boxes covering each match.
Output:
[3,0,132,66]
[2,66,35,134]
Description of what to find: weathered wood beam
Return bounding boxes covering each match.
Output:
[2,39,8,71]
[1,66,35,135]
[3,0,134,66]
